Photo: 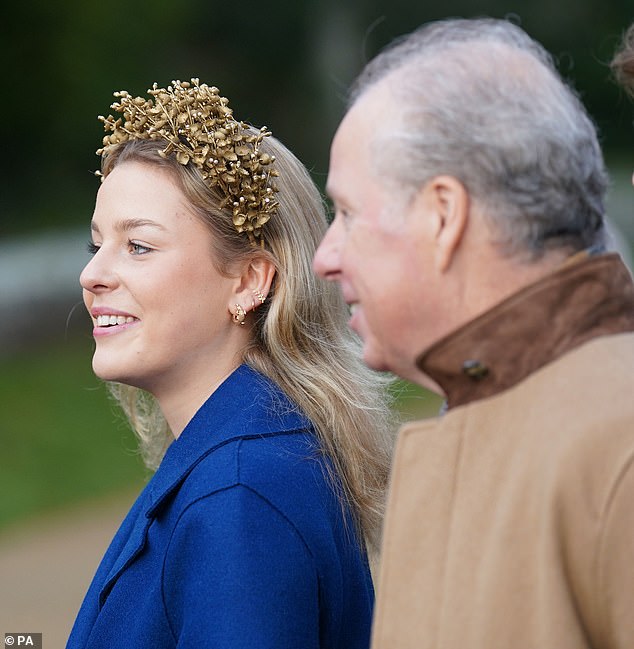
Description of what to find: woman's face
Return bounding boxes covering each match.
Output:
[80,161,240,398]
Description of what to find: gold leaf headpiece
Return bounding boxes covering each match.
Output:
[97,78,279,246]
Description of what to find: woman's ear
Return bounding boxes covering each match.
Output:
[422,175,470,273]
[230,256,277,313]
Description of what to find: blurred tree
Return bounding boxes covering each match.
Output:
[1,0,186,235]
[1,0,632,237]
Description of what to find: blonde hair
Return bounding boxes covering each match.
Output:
[101,135,395,555]
[612,23,634,97]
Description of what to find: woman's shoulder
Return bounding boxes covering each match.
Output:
[236,429,332,498]
[183,428,333,511]
[178,429,350,548]
[160,365,353,552]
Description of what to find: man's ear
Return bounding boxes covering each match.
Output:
[421,175,470,272]
[229,256,277,313]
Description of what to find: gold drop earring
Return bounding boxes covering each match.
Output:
[233,304,246,325]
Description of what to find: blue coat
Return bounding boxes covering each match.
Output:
[67,365,374,648]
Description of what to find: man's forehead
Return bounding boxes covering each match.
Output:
[325,117,361,201]
[327,89,390,197]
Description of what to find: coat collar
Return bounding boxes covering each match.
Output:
[146,364,311,517]
[97,364,310,608]
[417,253,634,410]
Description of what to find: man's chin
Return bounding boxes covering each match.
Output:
[361,343,391,373]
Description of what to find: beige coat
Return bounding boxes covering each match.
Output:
[372,254,634,649]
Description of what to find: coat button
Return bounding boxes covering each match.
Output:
[462,359,489,380]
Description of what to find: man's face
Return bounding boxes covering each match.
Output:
[313,86,449,384]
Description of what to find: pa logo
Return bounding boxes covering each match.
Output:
[4,634,42,648]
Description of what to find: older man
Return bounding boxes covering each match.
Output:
[314,18,634,649]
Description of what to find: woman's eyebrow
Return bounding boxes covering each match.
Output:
[90,218,167,234]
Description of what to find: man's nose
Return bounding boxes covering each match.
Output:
[313,220,343,281]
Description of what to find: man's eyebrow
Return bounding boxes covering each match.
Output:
[90,218,167,234]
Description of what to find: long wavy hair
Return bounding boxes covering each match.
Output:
[100,135,395,556]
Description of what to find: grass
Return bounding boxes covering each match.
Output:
[0,336,148,530]
[0,335,442,532]
[391,379,444,422]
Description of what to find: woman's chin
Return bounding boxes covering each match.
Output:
[92,358,130,385]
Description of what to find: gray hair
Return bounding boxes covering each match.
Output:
[350,18,607,258]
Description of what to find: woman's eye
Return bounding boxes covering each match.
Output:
[129,241,152,255]
[86,241,100,255]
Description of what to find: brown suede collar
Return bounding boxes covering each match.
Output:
[417,253,634,409]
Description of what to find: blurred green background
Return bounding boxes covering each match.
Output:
[1,0,632,532]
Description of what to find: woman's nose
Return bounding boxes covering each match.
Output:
[79,247,116,293]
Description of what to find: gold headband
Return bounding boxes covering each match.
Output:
[97,79,279,246]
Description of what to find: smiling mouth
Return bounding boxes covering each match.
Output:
[96,314,137,327]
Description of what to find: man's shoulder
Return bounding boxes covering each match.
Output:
[400,330,634,452]
[528,330,634,402]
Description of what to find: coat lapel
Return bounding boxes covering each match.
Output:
[97,364,310,609]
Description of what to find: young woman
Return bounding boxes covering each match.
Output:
[67,80,394,648]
